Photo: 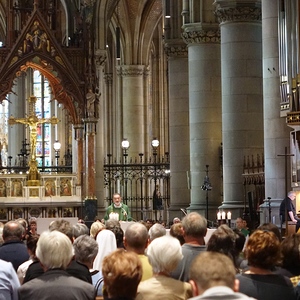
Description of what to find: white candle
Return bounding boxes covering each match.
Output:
[227,211,231,220]
[217,211,221,220]
[221,211,226,220]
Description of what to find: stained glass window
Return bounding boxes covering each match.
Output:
[33,70,52,167]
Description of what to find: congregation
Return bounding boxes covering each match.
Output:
[1,209,300,299]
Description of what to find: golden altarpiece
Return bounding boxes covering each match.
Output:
[0,0,99,221]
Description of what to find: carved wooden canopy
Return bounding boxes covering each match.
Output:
[0,3,87,124]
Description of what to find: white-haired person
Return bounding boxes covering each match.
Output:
[136,235,192,300]
[18,231,95,300]
[148,223,166,242]
[189,252,255,300]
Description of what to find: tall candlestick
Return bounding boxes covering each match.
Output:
[217,211,221,220]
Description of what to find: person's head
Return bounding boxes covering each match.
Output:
[16,218,27,239]
[112,193,122,207]
[26,235,39,258]
[124,222,148,253]
[36,230,73,270]
[189,252,238,297]
[3,220,24,241]
[16,218,28,231]
[109,225,124,248]
[29,219,37,233]
[72,223,89,239]
[207,224,237,265]
[245,229,281,270]
[173,217,181,224]
[105,218,120,230]
[232,229,246,253]
[73,234,98,268]
[93,229,117,271]
[288,191,296,201]
[148,223,166,242]
[49,219,73,241]
[102,249,142,299]
[235,217,244,230]
[146,235,182,274]
[182,212,207,242]
[258,223,281,241]
[280,233,300,269]
[170,223,185,245]
[90,221,105,239]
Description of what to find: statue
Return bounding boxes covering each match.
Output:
[8,96,60,186]
[1,143,8,167]
[86,87,100,118]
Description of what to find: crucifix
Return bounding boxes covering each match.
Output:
[8,96,59,184]
[278,146,295,236]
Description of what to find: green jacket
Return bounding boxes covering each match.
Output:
[104,203,132,221]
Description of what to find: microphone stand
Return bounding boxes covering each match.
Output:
[267,197,271,223]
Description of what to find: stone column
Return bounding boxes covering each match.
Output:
[182,27,222,220]
[117,65,146,156]
[8,76,26,162]
[84,119,97,199]
[94,49,106,210]
[74,124,84,197]
[165,42,190,218]
[260,0,291,224]
[215,0,264,213]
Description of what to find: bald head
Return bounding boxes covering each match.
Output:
[124,222,148,253]
[3,221,24,241]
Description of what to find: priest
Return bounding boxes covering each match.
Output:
[104,193,132,221]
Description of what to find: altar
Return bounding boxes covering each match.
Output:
[0,173,82,222]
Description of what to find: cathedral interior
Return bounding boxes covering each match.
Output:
[0,0,297,228]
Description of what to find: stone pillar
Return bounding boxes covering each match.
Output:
[94,49,106,210]
[8,76,26,162]
[74,124,84,196]
[260,0,291,224]
[215,0,263,213]
[182,27,222,220]
[117,65,146,156]
[84,119,97,199]
[165,42,190,218]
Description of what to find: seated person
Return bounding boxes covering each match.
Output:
[280,191,300,232]
[18,231,95,300]
[136,235,192,300]
[189,252,255,299]
[102,248,142,300]
[236,230,296,300]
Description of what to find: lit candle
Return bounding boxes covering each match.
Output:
[227,211,231,220]
[217,211,221,220]
[221,211,226,220]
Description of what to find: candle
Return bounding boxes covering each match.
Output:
[221,211,226,220]
[227,211,231,220]
[217,211,221,220]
